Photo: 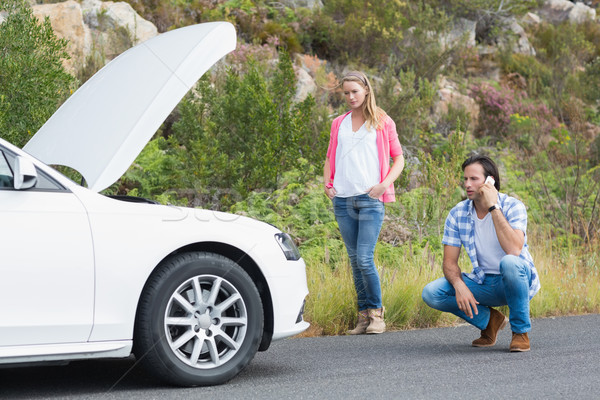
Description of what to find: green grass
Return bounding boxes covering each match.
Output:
[529,231,600,317]
[230,166,600,337]
[300,230,600,336]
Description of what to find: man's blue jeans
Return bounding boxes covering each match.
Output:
[421,255,532,333]
[333,194,385,311]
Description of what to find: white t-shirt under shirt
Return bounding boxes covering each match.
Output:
[333,114,380,198]
[473,211,506,274]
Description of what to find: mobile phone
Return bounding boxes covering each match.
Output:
[485,176,495,186]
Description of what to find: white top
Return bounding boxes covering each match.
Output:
[473,211,506,274]
[333,114,380,198]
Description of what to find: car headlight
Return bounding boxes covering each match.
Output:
[275,233,301,261]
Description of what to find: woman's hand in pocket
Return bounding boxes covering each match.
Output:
[324,186,337,200]
[367,184,385,199]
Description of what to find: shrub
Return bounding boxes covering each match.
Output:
[184,51,327,199]
[308,1,410,67]
[396,2,452,81]
[471,82,559,143]
[120,50,330,207]
[531,21,596,109]
[306,1,452,73]
[508,96,600,242]
[0,0,76,148]
[499,53,553,98]
[580,56,600,105]
[377,68,437,149]
[471,83,517,137]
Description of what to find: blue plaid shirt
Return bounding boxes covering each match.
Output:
[442,192,541,300]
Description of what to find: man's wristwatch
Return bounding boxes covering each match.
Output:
[488,203,501,212]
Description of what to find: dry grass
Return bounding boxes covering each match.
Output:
[300,231,600,336]
[529,231,600,317]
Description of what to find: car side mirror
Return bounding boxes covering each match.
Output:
[14,156,38,190]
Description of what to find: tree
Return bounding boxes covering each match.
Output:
[0,0,75,148]
[173,50,328,198]
[120,50,330,207]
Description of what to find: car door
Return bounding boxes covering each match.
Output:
[0,146,94,346]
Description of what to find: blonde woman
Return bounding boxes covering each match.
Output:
[324,71,405,334]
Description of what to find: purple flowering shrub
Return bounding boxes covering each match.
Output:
[227,39,279,73]
[471,83,517,137]
[471,83,560,147]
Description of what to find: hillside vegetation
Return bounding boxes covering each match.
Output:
[2,0,600,334]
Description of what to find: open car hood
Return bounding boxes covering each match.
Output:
[24,22,236,192]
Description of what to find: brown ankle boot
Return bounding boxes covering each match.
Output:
[348,310,369,335]
[510,332,530,352]
[366,307,385,334]
[472,308,508,347]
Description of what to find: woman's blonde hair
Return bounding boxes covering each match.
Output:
[341,71,386,130]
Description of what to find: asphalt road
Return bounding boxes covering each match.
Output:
[1,314,599,399]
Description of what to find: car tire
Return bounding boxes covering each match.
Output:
[134,251,263,386]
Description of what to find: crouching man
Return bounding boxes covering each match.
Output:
[422,154,540,351]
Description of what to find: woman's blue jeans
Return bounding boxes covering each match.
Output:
[421,255,532,333]
[333,194,385,311]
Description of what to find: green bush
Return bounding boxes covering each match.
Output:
[179,51,327,199]
[499,53,553,98]
[580,56,600,105]
[532,21,596,109]
[306,0,406,65]
[509,126,600,242]
[120,50,330,207]
[376,68,437,149]
[306,1,452,72]
[0,0,76,147]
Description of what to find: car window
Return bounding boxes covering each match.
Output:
[34,167,66,190]
[0,147,65,191]
[0,151,14,188]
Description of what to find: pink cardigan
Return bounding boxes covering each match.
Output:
[326,111,403,203]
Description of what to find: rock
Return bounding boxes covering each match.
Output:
[585,122,600,141]
[539,0,596,24]
[434,77,480,130]
[478,17,535,57]
[380,216,412,245]
[569,2,597,23]
[279,0,323,9]
[440,18,477,50]
[294,66,317,102]
[32,1,89,73]
[29,0,158,75]
[521,12,542,25]
[504,17,536,56]
[81,0,157,45]
[294,53,337,102]
[503,72,528,91]
[539,0,572,22]
[478,45,497,56]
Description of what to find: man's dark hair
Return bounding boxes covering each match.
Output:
[461,154,500,191]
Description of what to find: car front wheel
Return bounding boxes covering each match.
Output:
[134,252,263,386]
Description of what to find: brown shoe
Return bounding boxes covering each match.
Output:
[472,308,508,347]
[347,310,369,335]
[366,307,385,334]
[510,332,531,352]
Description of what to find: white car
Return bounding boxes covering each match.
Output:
[0,22,309,386]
